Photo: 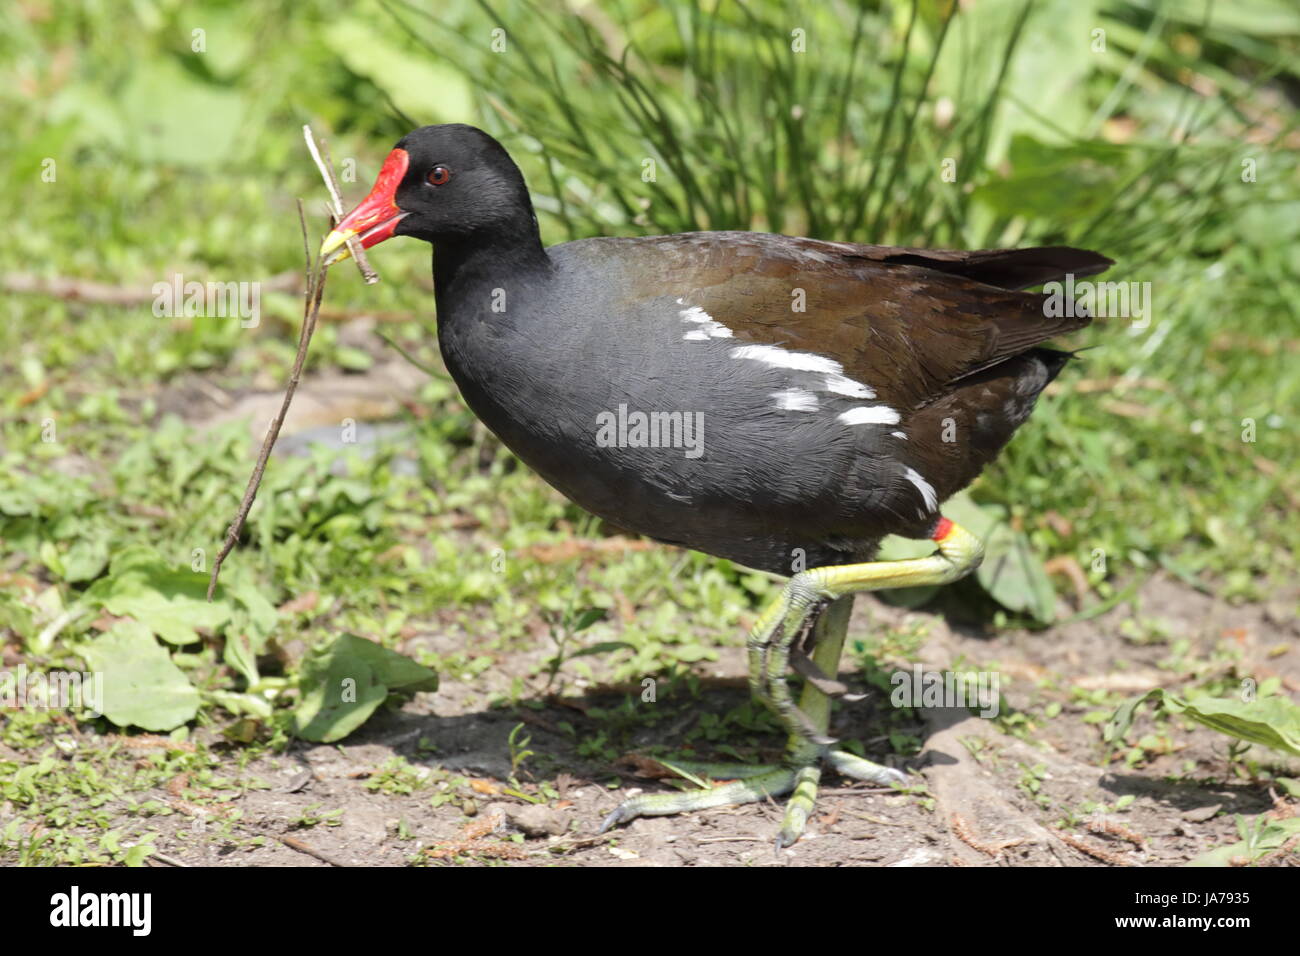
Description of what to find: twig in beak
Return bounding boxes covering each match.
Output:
[302,124,380,285]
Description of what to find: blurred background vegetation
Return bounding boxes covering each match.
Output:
[1,0,1297,756]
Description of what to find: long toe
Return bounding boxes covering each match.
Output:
[598,766,798,833]
[775,764,822,849]
[827,749,909,786]
[598,805,634,834]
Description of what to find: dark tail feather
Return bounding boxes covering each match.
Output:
[883,246,1113,291]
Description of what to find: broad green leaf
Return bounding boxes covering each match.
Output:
[293,650,387,743]
[84,545,229,645]
[59,534,111,583]
[333,634,439,693]
[979,518,1058,624]
[188,11,255,79]
[973,136,1133,222]
[673,643,715,663]
[1190,816,1300,867]
[323,19,474,125]
[944,494,1057,623]
[869,493,1055,619]
[293,635,437,742]
[1107,689,1300,758]
[118,59,247,167]
[932,0,1099,160]
[78,620,200,731]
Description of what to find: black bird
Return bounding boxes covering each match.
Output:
[321,123,1111,846]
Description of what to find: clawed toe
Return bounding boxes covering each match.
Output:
[598,805,634,834]
[774,694,840,748]
[879,766,909,787]
[826,749,909,786]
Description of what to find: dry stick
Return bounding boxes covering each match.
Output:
[276,835,353,867]
[206,202,326,602]
[302,124,379,285]
[207,127,380,601]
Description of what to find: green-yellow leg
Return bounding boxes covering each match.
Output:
[600,518,983,845]
[774,595,850,847]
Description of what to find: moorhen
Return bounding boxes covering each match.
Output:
[320,124,1111,847]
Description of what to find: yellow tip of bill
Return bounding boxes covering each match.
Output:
[319,229,356,265]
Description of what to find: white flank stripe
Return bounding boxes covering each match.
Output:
[679,306,733,340]
[729,343,842,375]
[771,389,819,412]
[838,406,901,426]
[823,374,875,399]
[890,430,907,440]
[681,324,732,339]
[903,467,939,511]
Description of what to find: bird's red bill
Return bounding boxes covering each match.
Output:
[320,148,410,263]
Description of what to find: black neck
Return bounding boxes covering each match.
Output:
[433,221,551,312]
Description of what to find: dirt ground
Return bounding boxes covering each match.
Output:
[128,573,1299,868]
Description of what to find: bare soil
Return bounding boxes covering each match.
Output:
[133,574,1299,868]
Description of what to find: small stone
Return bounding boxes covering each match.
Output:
[1181,804,1221,823]
[888,847,944,867]
[506,805,568,837]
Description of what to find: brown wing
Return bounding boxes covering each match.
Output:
[623,233,1110,412]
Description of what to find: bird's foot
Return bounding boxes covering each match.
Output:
[599,751,907,847]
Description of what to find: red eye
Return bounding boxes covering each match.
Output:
[427,165,451,186]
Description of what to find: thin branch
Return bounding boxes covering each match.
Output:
[277,835,354,867]
[207,123,379,600]
[206,202,327,601]
[302,124,379,284]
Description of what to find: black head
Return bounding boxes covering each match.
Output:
[321,124,537,263]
